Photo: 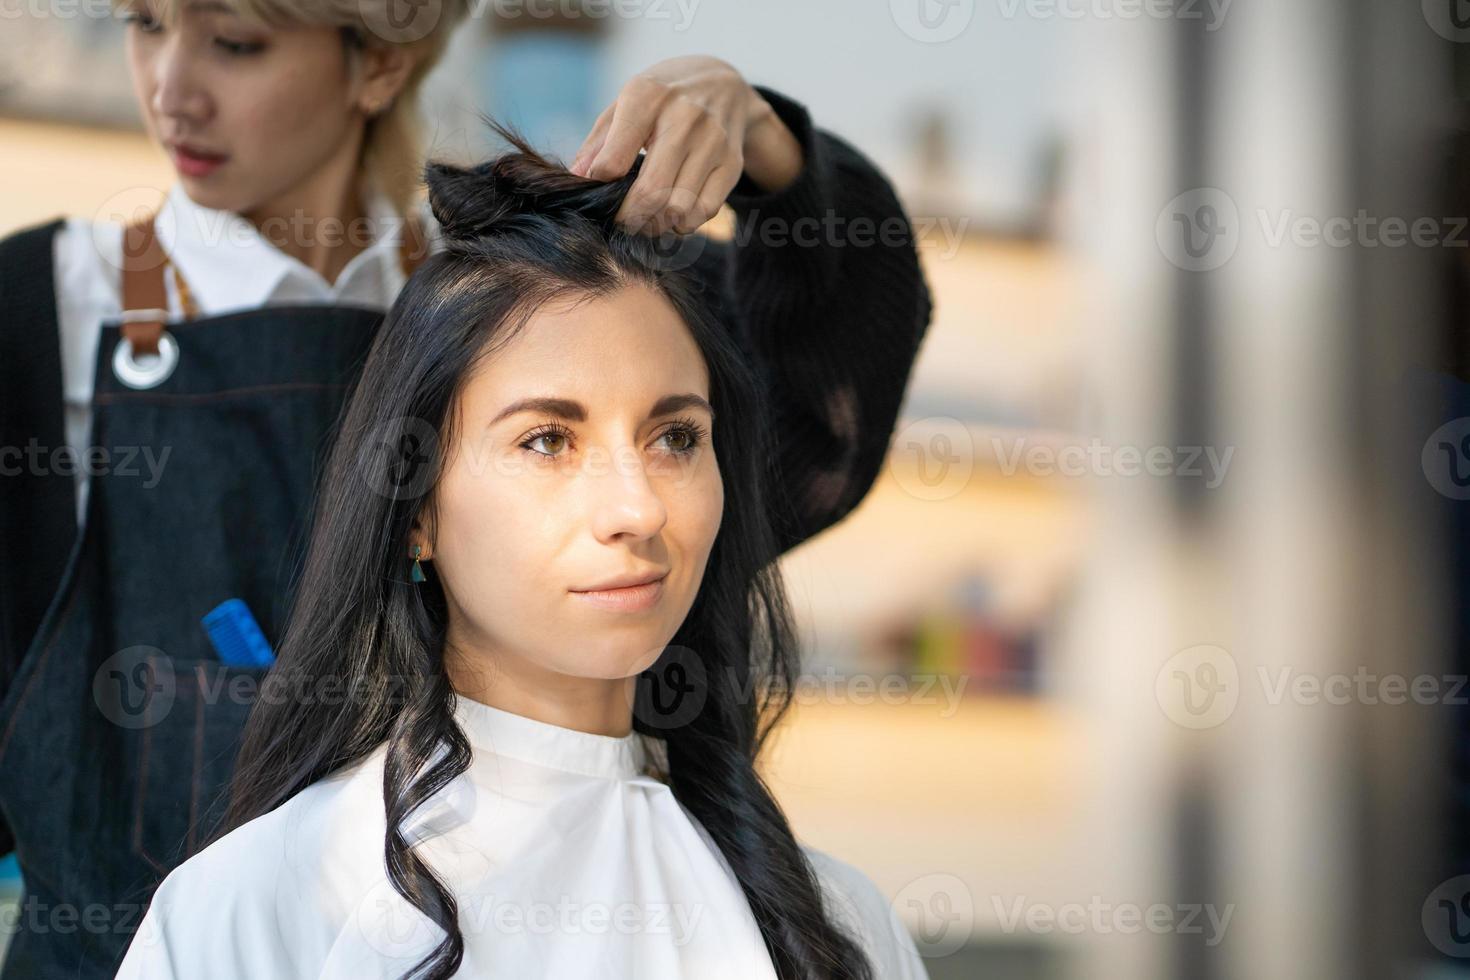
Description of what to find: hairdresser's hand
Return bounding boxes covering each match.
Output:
[568,55,804,236]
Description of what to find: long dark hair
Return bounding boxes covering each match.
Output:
[217,121,874,980]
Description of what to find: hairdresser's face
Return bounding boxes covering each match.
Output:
[121,0,363,213]
[430,284,724,683]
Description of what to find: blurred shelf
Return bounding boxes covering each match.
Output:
[765,696,1087,938]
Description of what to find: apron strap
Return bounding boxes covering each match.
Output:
[119,217,171,358]
[120,206,433,357]
[0,218,76,697]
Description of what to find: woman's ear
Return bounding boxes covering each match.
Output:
[408,513,435,559]
[353,43,418,117]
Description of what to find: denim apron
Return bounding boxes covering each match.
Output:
[0,213,426,978]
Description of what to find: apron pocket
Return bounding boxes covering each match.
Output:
[130,655,270,875]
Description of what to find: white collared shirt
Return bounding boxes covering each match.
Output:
[113,693,927,979]
[52,181,435,529]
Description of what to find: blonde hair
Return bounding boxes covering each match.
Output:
[117,0,470,219]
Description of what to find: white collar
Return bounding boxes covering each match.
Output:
[153,181,412,316]
[450,692,649,781]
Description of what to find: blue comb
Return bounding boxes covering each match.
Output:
[201,599,276,668]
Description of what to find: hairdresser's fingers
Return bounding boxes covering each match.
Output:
[659,131,742,235]
[648,153,719,236]
[618,147,686,232]
[616,101,708,231]
[570,103,615,177]
[632,99,740,233]
[653,119,730,233]
[581,75,668,184]
[667,162,742,236]
[643,163,706,236]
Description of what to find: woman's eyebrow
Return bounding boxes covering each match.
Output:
[489,393,715,426]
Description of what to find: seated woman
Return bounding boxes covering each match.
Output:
[113,126,929,980]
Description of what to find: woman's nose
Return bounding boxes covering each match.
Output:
[150,38,211,125]
[586,446,669,544]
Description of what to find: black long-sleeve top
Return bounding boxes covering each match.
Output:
[693,84,935,558]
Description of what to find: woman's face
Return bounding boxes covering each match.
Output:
[122,1,366,214]
[427,283,725,686]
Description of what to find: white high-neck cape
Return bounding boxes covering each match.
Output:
[113,693,928,979]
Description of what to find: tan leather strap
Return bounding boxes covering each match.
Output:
[119,217,172,358]
[120,209,430,356]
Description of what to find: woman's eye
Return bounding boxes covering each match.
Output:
[661,429,695,453]
[532,433,566,455]
[658,422,706,456]
[120,10,161,32]
[518,422,705,460]
[521,430,569,457]
[215,37,266,55]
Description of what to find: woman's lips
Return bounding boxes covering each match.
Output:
[169,143,228,178]
[569,576,666,613]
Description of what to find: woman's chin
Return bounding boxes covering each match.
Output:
[174,177,246,214]
[553,640,672,683]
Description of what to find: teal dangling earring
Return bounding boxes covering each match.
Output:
[411,544,428,583]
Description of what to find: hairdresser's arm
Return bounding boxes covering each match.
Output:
[720,92,937,563]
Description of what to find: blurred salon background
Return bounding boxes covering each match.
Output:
[0,1,1461,978]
